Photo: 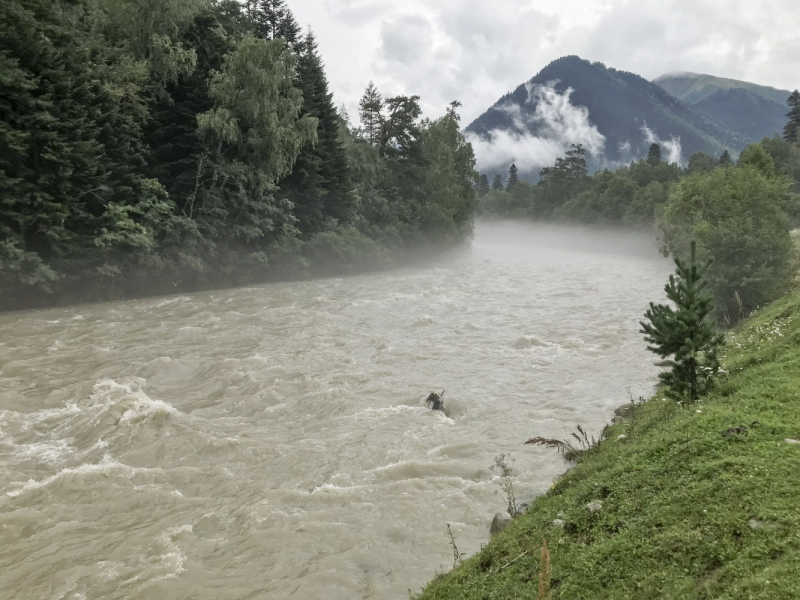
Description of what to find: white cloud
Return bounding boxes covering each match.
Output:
[288,0,800,128]
[467,83,606,174]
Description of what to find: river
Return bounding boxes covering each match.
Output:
[0,221,671,599]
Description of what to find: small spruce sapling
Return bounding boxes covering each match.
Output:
[640,241,724,401]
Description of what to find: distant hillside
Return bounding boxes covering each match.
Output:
[654,72,791,106]
[654,72,790,143]
[466,56,741,177]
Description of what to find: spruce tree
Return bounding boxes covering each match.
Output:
[784,90,800,143]
[647,143,662,166]
[358,82,383,146]
[640,241,724,401]
[719,150,733,166]
[279,30,353,232]
[507,163,519,191]
[245,0,301,50]
[492,175,504,191]
[477,174,490,197]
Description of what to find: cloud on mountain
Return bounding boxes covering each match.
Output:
[642,124,683,166]
[467,83,605,174]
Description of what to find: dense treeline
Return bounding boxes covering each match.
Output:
[0,0,477,309]
[480,132,800,324]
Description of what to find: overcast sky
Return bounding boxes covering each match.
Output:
[287,0,800,125]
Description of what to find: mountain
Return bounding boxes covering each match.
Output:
[466,56,743,176]
[653,72,790,106]
[654,72,790,143]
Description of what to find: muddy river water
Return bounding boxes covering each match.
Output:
[0,222,671,599]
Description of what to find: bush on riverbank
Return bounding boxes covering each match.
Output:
[416,280,800,599]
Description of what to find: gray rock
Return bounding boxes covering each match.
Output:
[490,512,512,536]
[551,519,565,528]
[786,438,800,444]
[614,403,635,419]
[611,416,627,425]
[587,501,603,514]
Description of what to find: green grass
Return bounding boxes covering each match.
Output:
[416,285,800,600]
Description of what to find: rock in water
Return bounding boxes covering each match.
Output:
[490,512,512,536]
[426,391,445,411]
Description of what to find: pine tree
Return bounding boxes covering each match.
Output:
[507,163,519,191]
[784,90,800,144]
[719,150,733,166]
[245,0,301,50]
[492,174,504,191]
[640,241,724,401]
[647,143,662,166]
[477,174,490,197]
[279,30,353,233]
[358,82,383,147]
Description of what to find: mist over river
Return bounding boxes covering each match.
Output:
[0,222,672,599]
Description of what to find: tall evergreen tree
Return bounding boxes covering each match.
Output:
[279,30,353,233]
[718,150,733,166]
[245,0,301,50]
[647,143,662,166]
[492,174,504,191]
[784,90,800,144]
[358,82,382,147]
[640,241,724,401]
[507,163,519,191]
[477,174,490,197]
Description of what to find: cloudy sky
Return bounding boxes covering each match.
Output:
[287,0,800,125]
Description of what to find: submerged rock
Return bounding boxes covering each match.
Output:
[425,391,445,412]
[490,512,512,536]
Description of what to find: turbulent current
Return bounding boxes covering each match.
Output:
[0,222,671,599]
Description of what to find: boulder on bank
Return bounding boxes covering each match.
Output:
[614,403,635,419]
[490,512,512,536]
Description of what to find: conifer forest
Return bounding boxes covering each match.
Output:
[0,0,478,309]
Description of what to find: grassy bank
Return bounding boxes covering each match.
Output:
[416,283,800,599]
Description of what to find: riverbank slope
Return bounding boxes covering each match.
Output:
[416,283,800,599]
